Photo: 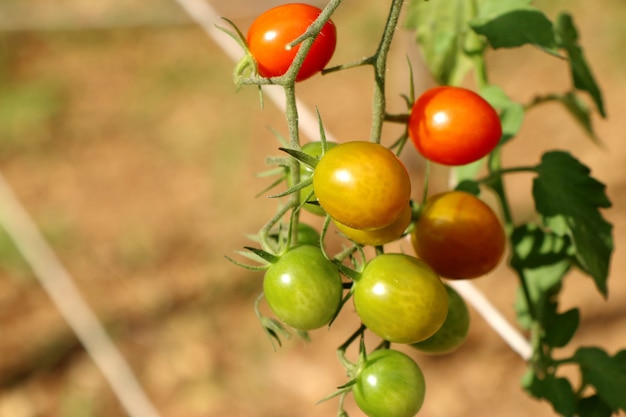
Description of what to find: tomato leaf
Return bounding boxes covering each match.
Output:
[513,259,570,330]
[557,91,601,144]
[532,151,613,297]
[470,4,559,54]
[454,179,481,195]
[480,84,525,144]
[521,369,577,417]
[554,13,606,118]
[510,223,573,270]
[573,347,626,411]
[576,395,614,417]
[404,0,474,85]
[544,308,579,348]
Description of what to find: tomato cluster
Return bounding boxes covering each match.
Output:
[230,4,506,417]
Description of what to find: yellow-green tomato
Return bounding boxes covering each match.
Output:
[411,284,470,354]
[353,349,425,417]
[354,254,448,344]
[263,245,342,330]
[313,141,411,230]
[299,141,337,216]
[334,203,412,246]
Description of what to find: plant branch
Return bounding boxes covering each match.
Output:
[369,0,405,143]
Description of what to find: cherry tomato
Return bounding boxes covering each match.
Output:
[353,253,448,344]
[412,284,470,354]
[333,203,412,247]
[294,222,320,246]
[408,86,502,166]
[246,3,337,81]
[353,349,425,417]
[411,191,506,280]
[313,142,411,230]
[263,245,342,330]
[299,141,337,216]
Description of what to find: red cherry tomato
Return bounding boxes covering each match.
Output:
[408,86,502,166]
[411,191,506,279]
[246,3,337,82]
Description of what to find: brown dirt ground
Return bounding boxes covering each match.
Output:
[0,1,625,417]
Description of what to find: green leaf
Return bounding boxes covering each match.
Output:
[544,308,579,348]
[479,85,525,144]
[574,347,626,411]
[576,395,613,417]
[554,13,606,118]
[522,369,577,417]
[510,223,573,329]
[510,223,573,270]
[471,6,559,54]
[513,259,570,329]
[453,160,486,186]
[499,102,525,144]
[454,179,481,195]
[404,0,474,85]
[533,151,613,296]
[558,91,601,144]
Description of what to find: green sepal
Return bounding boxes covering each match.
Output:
[267,177,312,199]
[278,147,319,169]
[242,246,280,264]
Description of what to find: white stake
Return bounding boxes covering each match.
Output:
[0,174,163,417]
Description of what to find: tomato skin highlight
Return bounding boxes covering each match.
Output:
[246,3,337,81]
[353,254,448,344]
[263,245,342,330]
[408,86,502,166]
[411,191,506,280]
[353,349,426,417]
[313,141,412,230]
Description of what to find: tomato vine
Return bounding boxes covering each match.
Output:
[222,1,622,416]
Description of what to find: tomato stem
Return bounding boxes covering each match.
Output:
[369,0,405,144]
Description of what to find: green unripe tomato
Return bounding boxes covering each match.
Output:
[263,245,342,330]
[295,222,321,246]
[353,253,448,344]
[353,349,425,417]
[412,284,470,354]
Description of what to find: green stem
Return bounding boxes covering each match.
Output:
[477,165,538,187]
[465,0,488,89]
[370,0,405,143]
[337,324,366,374]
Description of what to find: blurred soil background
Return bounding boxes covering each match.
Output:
[0,0,625,416]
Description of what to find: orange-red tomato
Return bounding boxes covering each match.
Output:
[411,191,506,279]
[246,3,337,81]
[408,86,502,166]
